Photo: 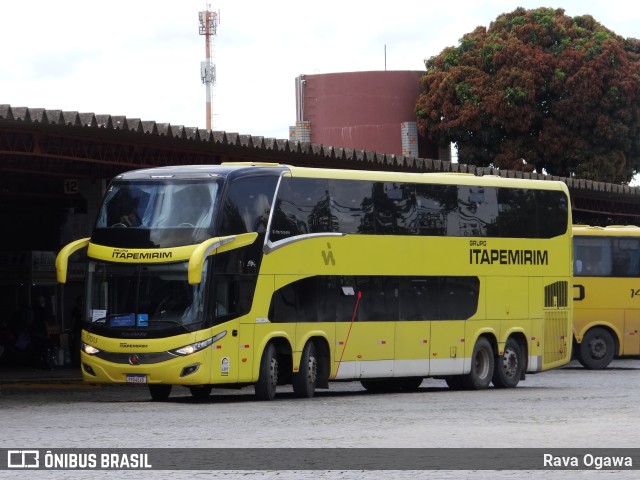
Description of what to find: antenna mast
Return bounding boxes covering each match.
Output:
[199,5,219,130]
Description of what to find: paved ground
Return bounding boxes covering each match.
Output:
[1,359,639,479]
[0,365,82,384]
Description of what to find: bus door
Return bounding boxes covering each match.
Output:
[334,277,396,379]
[210,269,261,384]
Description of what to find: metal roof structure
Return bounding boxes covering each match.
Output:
[1,104,640,224]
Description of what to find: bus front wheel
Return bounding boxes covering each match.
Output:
[149,384,172,401]
[292,341,318,398]
[578,327,615,370]
[462,337,494,390]
[255,343,279,401]
[189,385,212,399]
[492,337,523,388]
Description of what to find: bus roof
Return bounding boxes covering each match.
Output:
[573,224,640,236]
[285,165,570,192]
[111,162,569,193]
[112,164,288,180]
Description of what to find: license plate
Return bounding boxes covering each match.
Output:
[126,374,147,384]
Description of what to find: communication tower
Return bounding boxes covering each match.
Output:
[198,5,219,130]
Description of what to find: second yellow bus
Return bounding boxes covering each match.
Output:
[573,225,640,369]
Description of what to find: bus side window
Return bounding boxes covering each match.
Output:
[354,277,398,321]
[535,190,568,238]
[580,244,612,276]
[415,184,457,236]
[270,177,332,242]
[574,243,590,276]
[457,186,495,237]
[629,249,640,276]
[614,238,640,277]
[220,176,278,236]
[399,278,439,320]
[329,180,374,234]
[269,277,317,323]
[373,182,418,235]
[212,273,255,322]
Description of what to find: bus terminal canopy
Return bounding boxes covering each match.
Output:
[1,103,639,225]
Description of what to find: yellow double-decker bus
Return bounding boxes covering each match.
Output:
[56,163,572,400]
[573,225,640,369]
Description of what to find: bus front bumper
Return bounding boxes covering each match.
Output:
[80,350,211,385]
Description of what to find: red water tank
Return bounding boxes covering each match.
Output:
[294,71,438,158]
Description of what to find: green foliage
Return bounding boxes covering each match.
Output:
[504,87,527,106]
[415,7,640,183]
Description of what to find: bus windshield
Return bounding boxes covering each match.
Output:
[85,260,208,335]
[94,179,220,248]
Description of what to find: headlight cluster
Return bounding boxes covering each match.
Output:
[81,331,227,357]
[81,342,100,355]
[170,331,227,356]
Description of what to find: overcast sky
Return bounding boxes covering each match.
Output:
[1,1,639,140]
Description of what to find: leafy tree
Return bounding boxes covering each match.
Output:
[415,7,640,183]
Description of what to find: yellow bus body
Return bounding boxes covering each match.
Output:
[573,225,640,369]
[59,164,573,398]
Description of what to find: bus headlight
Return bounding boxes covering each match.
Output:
[171,331,227,356]
[82,342,100,355]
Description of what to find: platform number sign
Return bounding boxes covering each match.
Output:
[64,179,79,194]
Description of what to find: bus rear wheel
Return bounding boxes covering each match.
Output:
[255,343,279,401]
[189,385,212,399]
[461,337,494,390]
[492,337,523,388]
[578,327,615,370]
[292,341,318,398]
[149,384,172,401]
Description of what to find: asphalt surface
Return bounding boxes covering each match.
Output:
[1,360,639,479]
[0,365,83,385]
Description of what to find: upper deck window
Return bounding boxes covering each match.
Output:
[270,176,568,241]
[219,176,278,236]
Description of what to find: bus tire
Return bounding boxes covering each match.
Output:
[149,384,172,401]
[292,341,318,398]
[578,327,615,370]
[189,385,212,399]
[461,337,494,390]
[492,337,523,388]
[255,343,279,401]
